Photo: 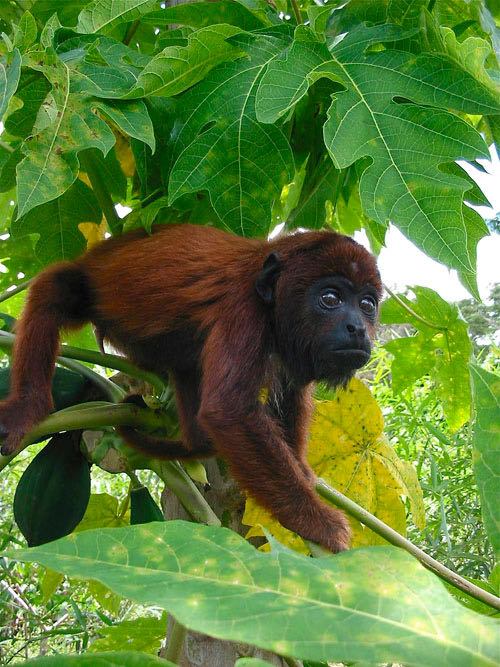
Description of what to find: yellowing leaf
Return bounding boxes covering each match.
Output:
[78,220,107,249]
[244,379,424,552]
[309,379,425,546]
[114,130,135,178]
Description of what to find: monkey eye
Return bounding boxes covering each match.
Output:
[319,290,342,309]
[360,296,377,314]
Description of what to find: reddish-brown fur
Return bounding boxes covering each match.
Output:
[0,224,381,552]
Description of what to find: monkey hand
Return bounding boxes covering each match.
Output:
[281,501,351,554]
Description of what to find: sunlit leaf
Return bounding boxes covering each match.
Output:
[4,522,499,666]
[256,23,497,295]
[168,30,294,235]
[381,287,473,430]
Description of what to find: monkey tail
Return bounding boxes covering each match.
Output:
[0,263,93,454]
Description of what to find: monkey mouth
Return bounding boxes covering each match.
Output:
[331,348,370,369]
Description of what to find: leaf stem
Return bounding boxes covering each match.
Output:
[316,479,500,611]
[56,356,125,403]
[290,0,302,24]
[0,279,31,304]
[79,149,122,235]
[0,330,165,394]
[383,284,444,331]
[123,20,140,46]
[0,139,15,154]
[151,460,221,526]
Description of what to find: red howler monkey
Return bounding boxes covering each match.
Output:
[0,224,381,552]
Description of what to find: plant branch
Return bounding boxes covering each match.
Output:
[0,279,31,304]
[151,460,221,526]
[79,149,121,234]
[56,356,125,403]
[0,139,15,154]
[290,0,302,24]
[316,479,500,611]
[0,330,165,394]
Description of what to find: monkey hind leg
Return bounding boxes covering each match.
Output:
[0,263,93,455]
[115,395,216,461]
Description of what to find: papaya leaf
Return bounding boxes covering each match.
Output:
[3,522,500,666]
[77,0,159,35]
[469,364,500,560]
[16,48,116,219]
[309,379,425,541]
[4,71,51,138]
[56,32,149,99]
[381,287,473,431]
[124,25,246,99]
[93,99,155,152]
[256,23,497,296]
[0,48,21,121]
[140,1,269,30]
[168,30,294,236]
[87,612,167,654]
[13,11,37,53]
[12,178,101,264]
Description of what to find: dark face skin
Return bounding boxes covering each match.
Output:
[307,276,378,385]
[275,275,379,387]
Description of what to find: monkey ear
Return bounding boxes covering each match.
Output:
[255,252,281,304]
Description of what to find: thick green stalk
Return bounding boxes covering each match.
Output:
[151,460,221,527]
[316,479,500,612]
[0,330,165,394]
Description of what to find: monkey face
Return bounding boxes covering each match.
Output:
[274,275,379,387]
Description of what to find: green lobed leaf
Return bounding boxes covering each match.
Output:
[256,23,496,296]
[124,24,245,99]
[469,364,500,560]
[16,48,115,218]
[168,30,294,235]
[88,613,167,654]
[141,0,268,30]
[23,652,175,666]
[0,49,21,121]
[288,158,341,230]
[31,0,88,27]
[381,287,473,431]
[4,71,51,138]
[3,522,500,666]
[56,32,149,99]
[93,99,155,152]
[77,0,159,35]
[12,178,101,264]
[13,11,37,53]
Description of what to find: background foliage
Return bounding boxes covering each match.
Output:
[0,0,499,664]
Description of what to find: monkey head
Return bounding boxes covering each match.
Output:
[255,232,382,387]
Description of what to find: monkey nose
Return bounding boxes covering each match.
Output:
[346,322,366,338]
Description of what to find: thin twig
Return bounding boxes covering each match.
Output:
[316,479,500,611]
[0,279,31,304]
